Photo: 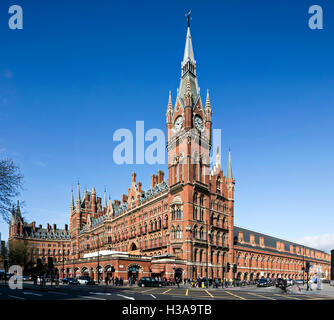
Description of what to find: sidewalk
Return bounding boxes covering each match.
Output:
[287,283,334,297]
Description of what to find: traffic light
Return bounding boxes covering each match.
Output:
[111,266,115,273]
[222,266,226,273]
[233,264,237,273]
[305,261,310,273]
[47,257,53,269]
[227,263,230,273]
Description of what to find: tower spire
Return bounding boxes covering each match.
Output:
[76,181,81,203]
[177,16,200,105]
[182,24,195,70]
[16,200,21,218]
[70,187,74,208]
[104,188,107,208]
[205,89,211,108]
[166,90,173,114]
[227,150,233,180]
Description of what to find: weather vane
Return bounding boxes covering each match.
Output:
[185,10,192,27]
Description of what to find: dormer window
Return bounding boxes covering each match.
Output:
[216,176,221,193]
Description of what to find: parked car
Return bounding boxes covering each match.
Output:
[78,276,95,285]
[69,278,80,285]
[138,277,163,287]
[257,278,269,287]
[275,278,285,287]
[61,277,79,285]
[287,279,294,286]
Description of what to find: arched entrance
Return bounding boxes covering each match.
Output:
[82,267,89,277]
[174,268,183,282]
[129,243,137,251]
[128,264,141,282]
[105,265,115,281]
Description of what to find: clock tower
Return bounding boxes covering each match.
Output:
[165,22,221,278]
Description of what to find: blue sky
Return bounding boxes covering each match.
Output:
[0,0,334,252]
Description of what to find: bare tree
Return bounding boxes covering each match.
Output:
[8,240,36,274]
[0,158,23,222]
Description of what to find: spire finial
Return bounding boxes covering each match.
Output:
[227,150,233,180]
[205,88,211,107]
[167,90,172,109]
[71,187,74,207]
[16,200,21,218]
[76,180,81,202]
[104,187,107,208]
[186,10,192,28]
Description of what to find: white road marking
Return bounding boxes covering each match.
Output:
[23,291,43,297]
[150,294,156,299]
[79,295,107,300]
[47,291,68,295]
[89,292,111,296]
[8,295,25,300]
[117,294,135,300]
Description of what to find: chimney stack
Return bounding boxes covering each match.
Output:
[114,200,121,206]
[53,224,56,232]
[132,172,136,183]
[47,223,50,232]
[32,221,36,233]
[138,182,142,193]
[158,170,164,183]
[64,224,68,231]
[122,194,128,203]
[151,174,158,188]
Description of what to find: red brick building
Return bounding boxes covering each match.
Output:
[8,201,71,265]
[8,24,330,282]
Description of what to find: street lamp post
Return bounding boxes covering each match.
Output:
[206,229,211,286]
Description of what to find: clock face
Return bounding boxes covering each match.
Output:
[174,116,183,132]
[194,115,203,131]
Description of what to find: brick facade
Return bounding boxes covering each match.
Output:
[8,24,330,282]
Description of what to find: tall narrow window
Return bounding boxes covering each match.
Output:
[216,176,221,193]
[193,163,196,180]
[193,193,197,220]
[199,196,204,221]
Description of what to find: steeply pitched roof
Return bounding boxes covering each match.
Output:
[234,226,328,259]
